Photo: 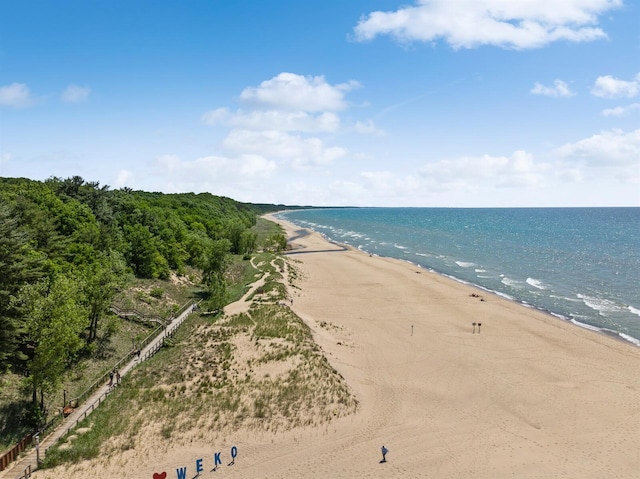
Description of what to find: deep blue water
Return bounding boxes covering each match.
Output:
[277,208,640,347]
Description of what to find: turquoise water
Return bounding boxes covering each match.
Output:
[277,208,640,347]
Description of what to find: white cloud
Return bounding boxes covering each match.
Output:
[61,84,91,103]
[0,82,33,108]
[114,169,134,188]
[239,72,359,111]
[591,73,640,98]
[0,152,11,164]
[203,108,340,133]
[147,153,278,199]
[222,129,346,168]
[418,149,547,188]
[201,108,231,125]
[354,0,620,49]
[602,103,640,117]
[354,119,385,135]
[554,128,640,166]
[531,79,574,97]
[200,72,360,171]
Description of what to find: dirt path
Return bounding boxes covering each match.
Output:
[223,258,267,316]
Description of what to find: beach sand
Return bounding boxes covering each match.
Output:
[35,215,640,479]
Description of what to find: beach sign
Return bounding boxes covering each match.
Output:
[153,446,237,478]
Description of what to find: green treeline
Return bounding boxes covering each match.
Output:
[0,175,282,423]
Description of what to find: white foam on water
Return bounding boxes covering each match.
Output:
[526,277,547,290]
[444,273,471,285]
[550,295,582,303]
[394,243,407,250]
[570,318,602,332]
[455,261,475,268]
[628,305,640,317]
[618,332,640,347]
[501,276,521,288]
[495,291,515,301]
[475,268,487,273]
[577,294,622,316]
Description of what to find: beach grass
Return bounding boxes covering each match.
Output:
[40,251,357,468]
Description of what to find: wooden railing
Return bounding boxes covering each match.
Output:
[0,300,198,474]
[0,436,32,472]
[109,304,167,326]
[13,464,31,479]
[51,320,188,448]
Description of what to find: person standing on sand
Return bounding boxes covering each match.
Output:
[381,445,389,463]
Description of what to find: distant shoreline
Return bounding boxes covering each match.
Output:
[269,209,640,349]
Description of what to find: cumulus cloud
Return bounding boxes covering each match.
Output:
[353,0,620,49]
[591,73,640,98]
[201,108,231,125]
[222,129,346,168]
[602,102,640,117]
[354,119,385,135]
[61,84,91,103]
[146,153,279,199]
[0,82,33,108]
[202,108,340,133]
[239,72,359,112]
[418,150,547,189]
[114,169,134,189]
[554,128,640,165]
[531,79,574,97]
[200,72,363,172]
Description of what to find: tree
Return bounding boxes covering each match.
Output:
[240,230,258,255]
[225,220,246,254]
[269,233,287,252]
[80,251,130,344]
[0,202,43,368]
[206,272,227,313]
[14,274,88,415]
[201,239,231,285]
[124,223,156,277]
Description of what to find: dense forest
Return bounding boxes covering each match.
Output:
[0,176,284,428]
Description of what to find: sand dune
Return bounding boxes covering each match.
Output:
[35,215,640,479]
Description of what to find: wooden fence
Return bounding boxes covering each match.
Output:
[49,323,185,448]
[109,304,166,327]
[0,300,197,474]
[0,437,32,472]
[12,464,30,479]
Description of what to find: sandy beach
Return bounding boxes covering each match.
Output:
[35,214,640,479]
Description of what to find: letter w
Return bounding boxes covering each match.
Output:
[176,467,187,479]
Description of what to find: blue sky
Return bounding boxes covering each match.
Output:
[1,0,638,207]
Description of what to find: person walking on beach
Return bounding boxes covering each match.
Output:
[381,445,389,463]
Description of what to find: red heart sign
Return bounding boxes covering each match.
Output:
[153,473,167,479]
